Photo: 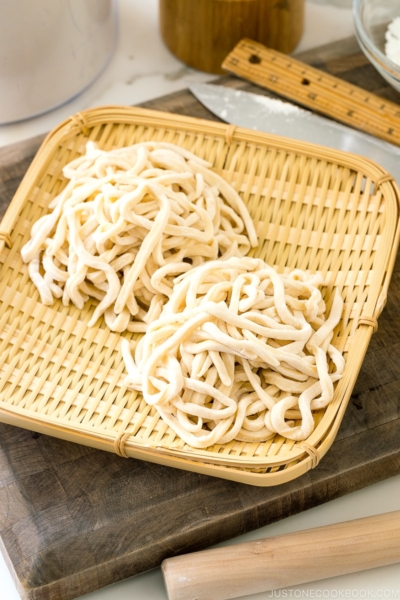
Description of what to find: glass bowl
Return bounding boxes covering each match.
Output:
[353,0,400,92]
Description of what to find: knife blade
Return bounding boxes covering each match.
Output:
[189,83,400,186]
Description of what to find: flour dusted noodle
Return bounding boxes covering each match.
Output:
[21,142,257,332]
[122,257,345,448]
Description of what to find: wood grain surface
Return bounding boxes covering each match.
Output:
[159,0,304,74]
[1,36,400,600]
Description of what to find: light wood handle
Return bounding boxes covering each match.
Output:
[162,510,400,600]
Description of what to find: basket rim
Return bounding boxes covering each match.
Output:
[0,104,399,486]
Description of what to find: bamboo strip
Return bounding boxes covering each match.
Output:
[0,106,398,486]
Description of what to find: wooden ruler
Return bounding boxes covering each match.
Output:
[222,38,400,147]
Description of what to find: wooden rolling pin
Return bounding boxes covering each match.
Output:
[162,510,400,600]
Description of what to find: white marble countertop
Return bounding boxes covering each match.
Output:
[0,0,358,148]
[1,1,400,599]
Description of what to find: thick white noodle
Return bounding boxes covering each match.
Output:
[122,257,345,448]
[21,142,257,331]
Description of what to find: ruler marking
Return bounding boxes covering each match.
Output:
[225,70,400,141]
[230,40,400,122]
[243,42,258,53]
[253,66,360,109]
[275,83,396,136]
[244,63,390,124]
[222,39,400,145]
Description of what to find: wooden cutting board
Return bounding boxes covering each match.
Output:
[1,36,400,600]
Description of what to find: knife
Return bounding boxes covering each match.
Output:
[189,83,400,186]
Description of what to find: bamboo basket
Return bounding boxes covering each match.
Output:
[0,106,399,486]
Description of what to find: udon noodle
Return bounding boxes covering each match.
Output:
[21,141,257,332]
[122,257,344,448]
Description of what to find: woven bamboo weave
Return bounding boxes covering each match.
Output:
[0,106,399,486]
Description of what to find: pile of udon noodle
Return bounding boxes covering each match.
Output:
[21,141,344,447]
[21,141,257,332]
[122,257,344,446]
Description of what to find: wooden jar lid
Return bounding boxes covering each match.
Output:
[159,0,305,74]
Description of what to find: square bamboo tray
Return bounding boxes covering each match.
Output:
[0,106,399,486]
